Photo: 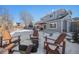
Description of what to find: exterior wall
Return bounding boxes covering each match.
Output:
[41,9,72,32]
[45,20,61,32]
[44,15,72,32]
[67,21,71,32]
[60,15,72,32]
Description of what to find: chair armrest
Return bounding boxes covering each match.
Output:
[30,34,39,40]
[4,43,15,50]
[11,36,20,44]
[47,38,56,41]
[44,36,56,41]
[30,34,34,37]
[45,42,63,47]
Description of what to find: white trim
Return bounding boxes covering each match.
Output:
[67,21,70,32]
[61,20,63,32]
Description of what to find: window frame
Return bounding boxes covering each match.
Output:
[49,22,57,29]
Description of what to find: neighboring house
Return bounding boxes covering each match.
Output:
[35,20,46,30]
[70,17,79,32]
[40,9,72,32]
[13,22,25,31]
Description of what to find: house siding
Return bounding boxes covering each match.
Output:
[45,20,61,32]
[41,9,72,33]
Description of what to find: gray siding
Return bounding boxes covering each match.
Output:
[45,20,61,32]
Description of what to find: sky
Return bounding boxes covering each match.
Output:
[0,5,79,23]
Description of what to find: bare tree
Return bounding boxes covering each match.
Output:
[0,8,13,31]
[20,11,33,29]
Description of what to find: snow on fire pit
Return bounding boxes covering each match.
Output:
[10,29,33,45]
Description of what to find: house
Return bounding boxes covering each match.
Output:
[40,9,72,32]
[35,20,46,30]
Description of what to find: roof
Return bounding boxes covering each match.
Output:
[35,20,46,24]
[72,17,79,20]
[41,9,69,22]
[36,20,43,23]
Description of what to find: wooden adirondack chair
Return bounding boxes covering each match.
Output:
[30,28,39,40]
[30,28,39,52]
[44,33,66,54]
[1,29,33,54]
[0,30,20,53]
[30,28,39,45]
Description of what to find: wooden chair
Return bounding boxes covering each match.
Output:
[44,33,66,54]
[0,30,20,53]
[2,30,33,54]
[30,29,39,52]
[30,29,39,40]
[30,29,39,46]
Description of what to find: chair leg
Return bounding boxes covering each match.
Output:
[46,50,48,54]
[62,41,65,54]
[18,36,20,50]
[8,49,12,54]
[26,45,33,54]
[0,37,2,47]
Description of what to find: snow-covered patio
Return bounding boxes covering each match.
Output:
[36,32,79,54]
[10,30,79,54]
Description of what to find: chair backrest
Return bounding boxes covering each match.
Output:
[55,33,66,44]
[33,29,38,36]
[2,30,11,44]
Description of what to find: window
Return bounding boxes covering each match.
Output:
[50,15,53,18]
[50,22,57,28]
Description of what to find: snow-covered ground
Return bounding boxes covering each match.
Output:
[10,30,79,54]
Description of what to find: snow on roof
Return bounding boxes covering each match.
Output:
[35,20,46,24]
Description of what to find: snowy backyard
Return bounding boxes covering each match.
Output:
[10,30,79,54]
